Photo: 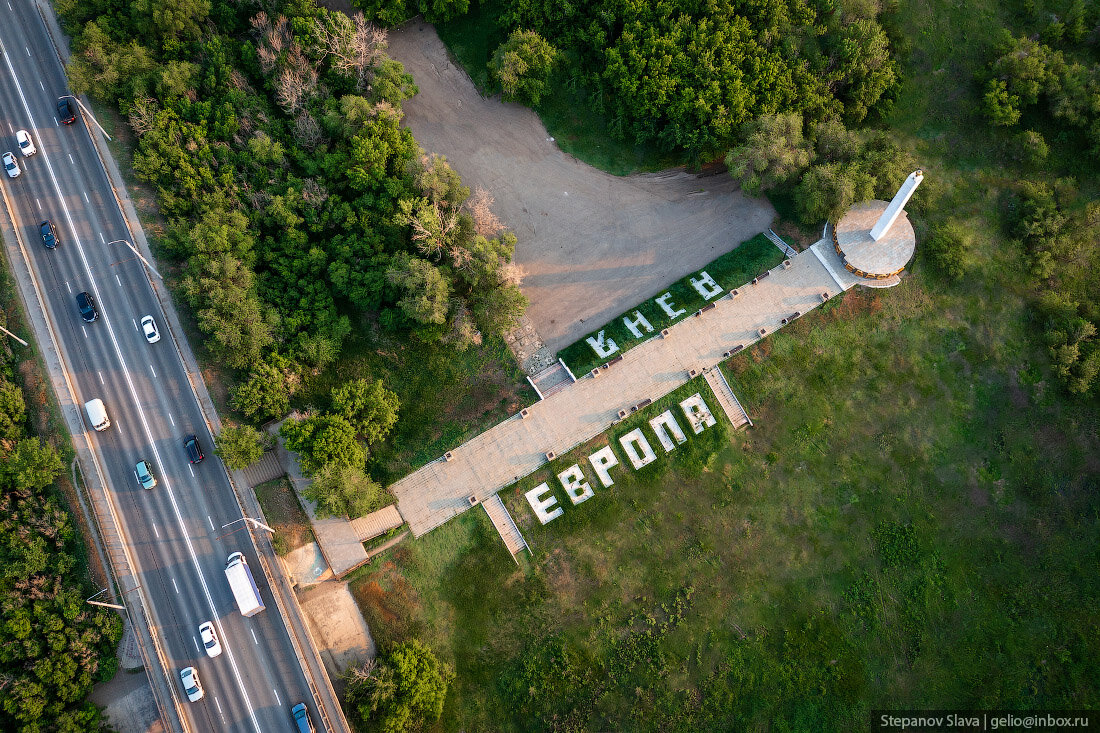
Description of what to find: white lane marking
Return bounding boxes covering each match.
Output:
[207,516,214,531]
[152,523,159,538]
[5,122,10,133]
[82,325,88,338]
[194,637,201,654]
[98,371,104,384]
[38,81,44,91]
[5,49,263,733]
[69,154,74,165]
[25,47,30,57]
[36,198,41,210]
[273,689,281,706]
[133,318,138,330]
[65,281,71,293]
[7,5,12,14]
[99,232,104,243]
[251,628,258,645]
[188,464,194,477]
[150,364,157,379]
[83,191,89,203]
[115,422,123,437]
[215,697,223,716]
[172,578,179,594]
[168,413,175,426]
[115,274,122,287]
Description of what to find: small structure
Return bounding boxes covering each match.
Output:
[832,170,922,287]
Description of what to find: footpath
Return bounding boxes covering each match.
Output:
[391,238,861,537]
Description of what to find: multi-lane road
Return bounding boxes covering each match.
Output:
[0,3,325,731]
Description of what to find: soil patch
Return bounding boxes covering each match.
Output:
[386,22,776,353]
[255,477,314,554]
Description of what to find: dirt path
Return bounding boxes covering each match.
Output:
[386,22,775,353]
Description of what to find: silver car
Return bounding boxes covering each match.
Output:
[134,460,157,490]
[3,151,20,178]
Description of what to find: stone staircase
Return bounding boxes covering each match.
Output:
[481,495,530,562]
[528,360,575,400]
[703,368,753,429]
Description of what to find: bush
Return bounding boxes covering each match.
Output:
[1011,130,1049,165]
[923,222,970,281]
[489,30,558,107]
[346,639,453,733]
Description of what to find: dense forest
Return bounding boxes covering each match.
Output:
[0,319,122,731]
[58,0,527,498]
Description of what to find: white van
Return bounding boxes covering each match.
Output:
[84,398,110,431]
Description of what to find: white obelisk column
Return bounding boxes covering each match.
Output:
[870,170,923,241]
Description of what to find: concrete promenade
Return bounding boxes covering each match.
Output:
[392,241,860,536]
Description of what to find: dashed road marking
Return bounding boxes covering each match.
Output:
[150,364,157,379]
[172,578,180,594]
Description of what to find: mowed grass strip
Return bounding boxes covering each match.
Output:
[498,375,733,537]
[557,233,783,376]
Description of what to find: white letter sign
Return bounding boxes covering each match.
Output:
[679,393,716,434]
[619,428,657,469]
[655,292,686,319]
[622,310,654,339]
[586,330,619,358]
[558,465,594,505]
[525,483,563,524]
[689,271,723,300]
[648,410,687,452]
[587,446,619,487]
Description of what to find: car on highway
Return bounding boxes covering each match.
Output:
[198,622,222,658]
[184,434,204,463]
[134,460,157,490]
[40,220,58,249]
[16,130,36,156]
[57,98,76,124]
[140,315,160,343]
[3,152,20,178]
[292,703,315,733]
[180,666,203,702]
[76,291,98,322]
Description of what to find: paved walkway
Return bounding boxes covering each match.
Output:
[391,240,856,536]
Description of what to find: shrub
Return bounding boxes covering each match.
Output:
[489,30,558,107]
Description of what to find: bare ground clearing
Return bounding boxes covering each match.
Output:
[386,22,776,352]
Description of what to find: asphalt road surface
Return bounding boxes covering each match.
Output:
[0,3,319,731]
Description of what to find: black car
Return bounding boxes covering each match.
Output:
[57,98,76,124]
[76,291,97,322]
[184,434,204,464]
[40,220,58,249]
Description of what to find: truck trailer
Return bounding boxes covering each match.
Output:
[224,552,265,617]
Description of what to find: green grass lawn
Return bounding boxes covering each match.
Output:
[350,0,1100,729]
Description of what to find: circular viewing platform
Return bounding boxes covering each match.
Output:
[832,200,916,285]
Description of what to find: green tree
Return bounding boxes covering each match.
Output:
[2,438,64,492]
[983,80,1021,126]
[214,424,273,469]
[331,379,400,445]
[0,377,26,441]
[131,0,211,49]
[306,462,389,518]
[472,283,528,337]
[793,162,872,225]
[386,253,452,327]
[346,639,453,733]
[725,113,813,195]
[281,414,366,475]
[66,21,157,106]
[489,30,559,107]
[923,222,970,281]
[231,359,293,421]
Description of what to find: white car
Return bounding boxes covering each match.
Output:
[15,130,36,156]
[198,622,222,658]
[180,666,203,702]
[140,315,160,343]
[2,152,20,179]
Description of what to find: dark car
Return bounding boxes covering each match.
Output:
[184,434,204,464]
[40,220,58,249]
[292,703,315,733]
[76,291,97,322]
[57,98,76,124]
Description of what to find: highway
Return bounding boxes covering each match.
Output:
[0,2,321,731]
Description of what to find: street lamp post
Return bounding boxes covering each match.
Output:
[0,323,28,346]
[109,239,163,280]
[86,587,126,610]
[58,94,111,141]
[221,516,276,535]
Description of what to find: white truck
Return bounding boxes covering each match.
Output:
[224,552,265,617]
[84,398,110,431]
